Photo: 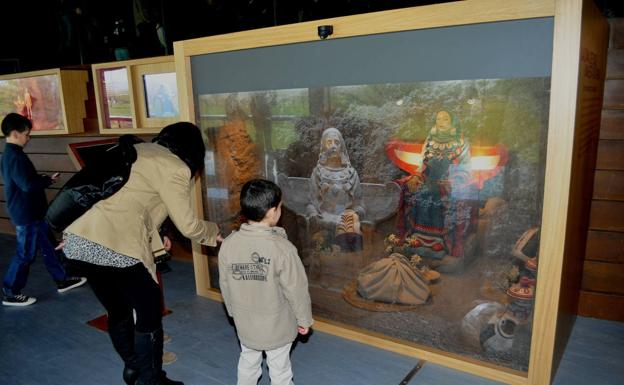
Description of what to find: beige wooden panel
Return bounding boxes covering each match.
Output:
[596,140,624,170]
[530,0,608,384]
[60,70,89,134]
[578,290,624,321]
[589,200,624,232]
[174,42,194,122]
[179,0,554,57]
[581,260,624,294]
[585,230,624,262]
[0,68,61,80]
[600,109,624,139]
[92,56,173,70]
[592,170,624,200]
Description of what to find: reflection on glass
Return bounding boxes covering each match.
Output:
[143,72,179,118]
[99,68,133,129]
[0,75,64,131]
[198,78,550,371]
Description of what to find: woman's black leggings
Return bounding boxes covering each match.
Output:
[69,260,162,332]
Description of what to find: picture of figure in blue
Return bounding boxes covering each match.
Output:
[150,85,177,117]
[144,72,179,118]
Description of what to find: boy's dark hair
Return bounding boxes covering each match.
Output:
[240,179,282,222]
[2,113,32,136]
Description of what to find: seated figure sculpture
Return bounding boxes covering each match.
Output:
[397,110,479,272]
[306,127,365,252]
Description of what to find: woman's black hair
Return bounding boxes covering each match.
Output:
[152,122,206,176]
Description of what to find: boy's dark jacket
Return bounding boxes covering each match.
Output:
[46,135,143,232]
[1,143,53,225]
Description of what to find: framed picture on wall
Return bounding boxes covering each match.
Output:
[93,56,179,134]
[0,68,89,135]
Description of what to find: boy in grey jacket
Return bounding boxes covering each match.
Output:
[219,179,313,385]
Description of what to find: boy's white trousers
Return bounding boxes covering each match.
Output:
[237,342,294,385]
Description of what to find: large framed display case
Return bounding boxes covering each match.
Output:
[0,68,88,135]
[174,0,608,383]
[92,56,179,133]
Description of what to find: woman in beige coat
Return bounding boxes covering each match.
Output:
[61,122,221,385]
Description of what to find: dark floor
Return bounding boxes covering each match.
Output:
[1,234,623,385]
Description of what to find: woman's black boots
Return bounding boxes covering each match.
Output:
[134,328,184,385]
[107,316,140,385]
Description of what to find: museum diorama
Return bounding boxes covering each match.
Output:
[174,1,608,384]
[199,75,549,371]
[92,56,179,133]
[0,68,88,135]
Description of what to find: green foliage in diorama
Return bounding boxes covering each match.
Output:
[199,89,308,150]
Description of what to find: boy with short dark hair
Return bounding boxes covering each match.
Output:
[1,113,86,306]
[219,179,313,385]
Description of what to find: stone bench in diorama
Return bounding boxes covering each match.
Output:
[278,172,402,291]
[277,174,402,242]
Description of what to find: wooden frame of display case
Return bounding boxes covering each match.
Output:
[0,68,88,136]
[173,1,608,384]
[92,56,178,134]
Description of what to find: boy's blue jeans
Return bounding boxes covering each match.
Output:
[2,220,67,296]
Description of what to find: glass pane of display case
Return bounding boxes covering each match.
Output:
[191,17,553,372]
[142,72,179,118]
[198,77,549,371]
[0,74,64,131]
[97,67,133,129]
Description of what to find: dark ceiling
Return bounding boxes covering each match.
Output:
[0,0,622,75]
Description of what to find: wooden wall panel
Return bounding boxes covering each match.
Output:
[592,170,624,200]
[578,291,624,321]
[581,260,624,294]
[589,200,624,232]
[29,154,78,172]
[606,49,624,79]
[585,230,624,262]
[0,187,58,204]
[581,18,624,323]
[0,134,192,264]
[600,109,624,139]
[0,218,15,234]
[0,136,104,226]
[602,79,624,108]
[0,135,152,154]
[595,140,624,170]
[0,171,74,187]
[610,18,624,49]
